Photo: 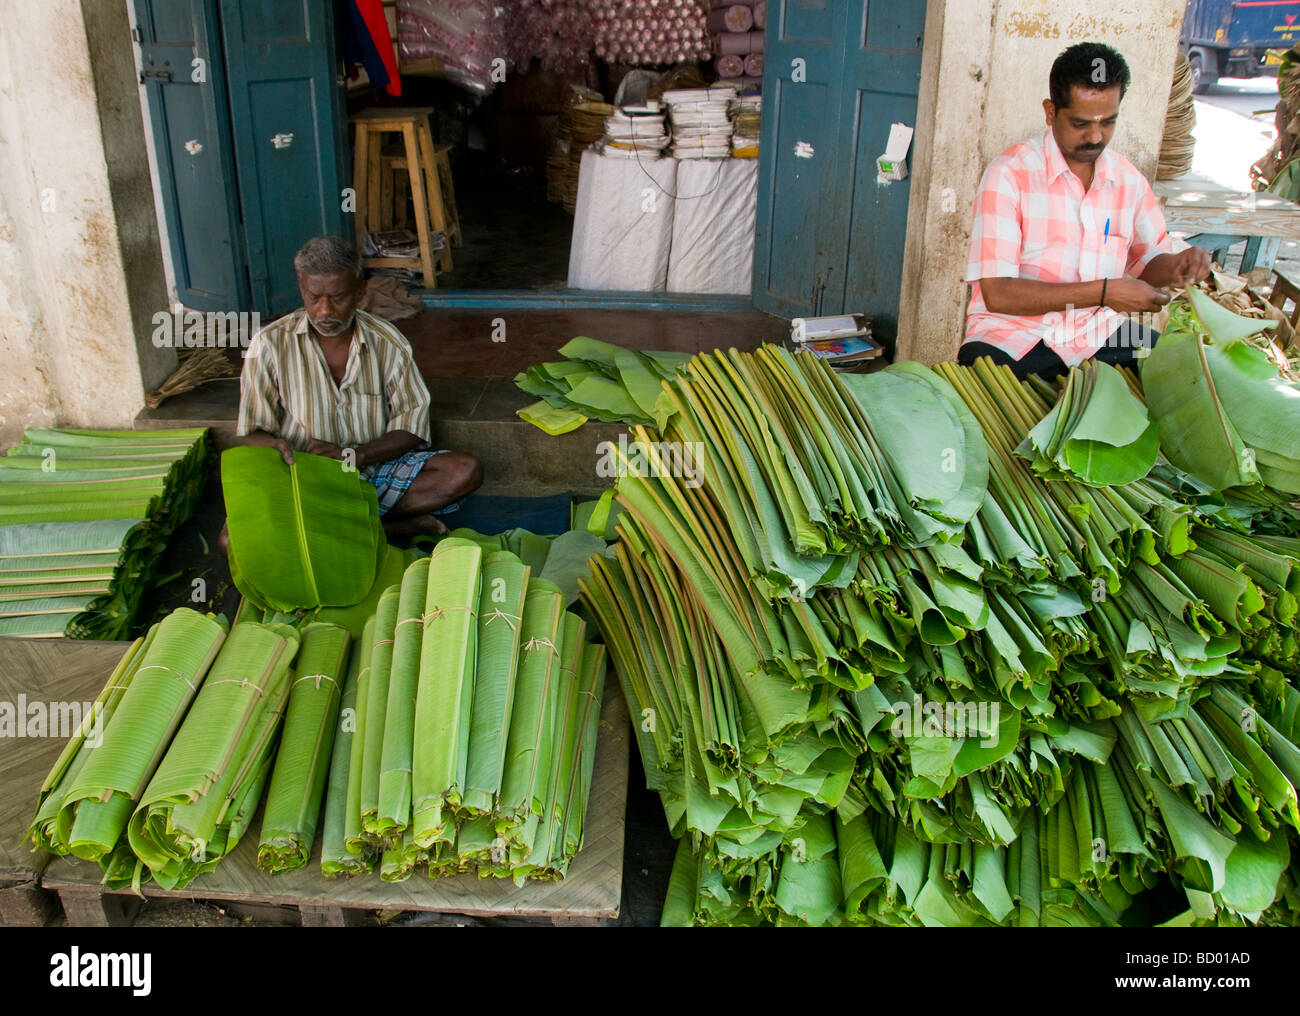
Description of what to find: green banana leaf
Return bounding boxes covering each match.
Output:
[411,539,482,846]
[128,621,298,888]
[1141,329,1260,490]
[320,637,367,877]
[55,609,227,862]
[461,550,529,816]
[258,623,350,872]
[222,445,385,612]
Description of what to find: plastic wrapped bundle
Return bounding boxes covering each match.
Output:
[396,0,507,95]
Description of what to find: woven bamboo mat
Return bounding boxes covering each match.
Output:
[0,639,129,882]
[41,658,631,919]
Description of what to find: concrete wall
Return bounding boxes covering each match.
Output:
[0,0,174,450]
[897,0,1186,365]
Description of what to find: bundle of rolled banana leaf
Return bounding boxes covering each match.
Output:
[28,608,300,891]
[0,427,210,639]
[319,539,607,885]
[571,302,1300,926]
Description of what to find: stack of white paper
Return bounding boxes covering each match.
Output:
[600,106,670,159]
[664,85,738,159]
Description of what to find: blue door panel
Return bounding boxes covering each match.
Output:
[752,0,839,316]
[219,0,349,317]
[783,0,836,42]
[762,80,832,309]
[754,0,926,329]
[134,0,248,312]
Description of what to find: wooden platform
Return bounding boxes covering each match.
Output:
[0,639,128,924]
[1,638,630,927]
[1156,174,1300,272]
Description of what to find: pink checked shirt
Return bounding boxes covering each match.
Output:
[964,129,1172,366]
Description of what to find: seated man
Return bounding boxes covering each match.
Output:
[960,42,1211,378]
[235,235,481,539]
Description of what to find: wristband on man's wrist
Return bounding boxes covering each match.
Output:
[1100,278,1108,309]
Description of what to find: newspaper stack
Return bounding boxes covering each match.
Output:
[600,104,671,160]
[730,95,761,158]
[663,85,737,159]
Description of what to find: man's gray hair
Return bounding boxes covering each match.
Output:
[294,236,362,279]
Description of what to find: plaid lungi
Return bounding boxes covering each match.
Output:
[363,449,463,517]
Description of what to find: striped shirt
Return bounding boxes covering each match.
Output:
[965,129,1172,366]
[237,308,432,451]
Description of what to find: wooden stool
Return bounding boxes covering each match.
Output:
[1269,269,1300,329]
[377,143,461,249]
[350,107,452,284]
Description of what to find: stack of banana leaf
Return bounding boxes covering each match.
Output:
[570,309,1300,926]
[317,539,607,885]
[0,427,210,639]
[515,335,692,433]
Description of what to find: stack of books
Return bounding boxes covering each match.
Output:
[790,314,881,370]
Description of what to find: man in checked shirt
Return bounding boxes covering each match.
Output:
[959,42,1212,378]
[234,236,482,540]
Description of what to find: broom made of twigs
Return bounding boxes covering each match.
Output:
[146,348,236,409]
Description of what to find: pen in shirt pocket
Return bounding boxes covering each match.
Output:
[1104,218,1110,244]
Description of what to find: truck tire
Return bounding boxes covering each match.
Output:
[1189,49,1218,93]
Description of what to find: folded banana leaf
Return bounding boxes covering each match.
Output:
[1017,359,1158,486]
[258,623,351,873]
[359,586,401,837]
[495,579,566,852]
[411,539,482,846]
[27,634,149,853]
[321,638,367,877]
[377,558,430,836]
[127,621,297,888]
[344,616,378,861]
[54,609,227,862]
[510,612,585,882]
[460,550,529,817]
[554,641,606,874]
[223,445,386,612]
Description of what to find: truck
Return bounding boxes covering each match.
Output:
[1180,0,1300,92]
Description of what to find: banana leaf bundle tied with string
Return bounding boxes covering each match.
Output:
[307,549,607,883]
[127,621,298,889]
[411,539,482,846]
[561,339,1300,925]
[30,609,227,871]
[258,623,351,873]
[320,635,367,877]
[0,427,210,638]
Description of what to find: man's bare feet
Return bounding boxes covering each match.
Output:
[382,513,449,540]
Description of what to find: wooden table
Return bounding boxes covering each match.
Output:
[1156,174,1300,272]
[1,637,630,927]
[0,639,128,924]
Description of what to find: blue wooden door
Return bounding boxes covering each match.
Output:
[134,0,248,312]
[219,0,350,317]
[753,0,926,335]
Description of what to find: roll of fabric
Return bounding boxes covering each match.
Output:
[708,5,752,33]
[754,0,766,29]
[716,53,745,78]
[716,29,763,55]
[744,52,764,77]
